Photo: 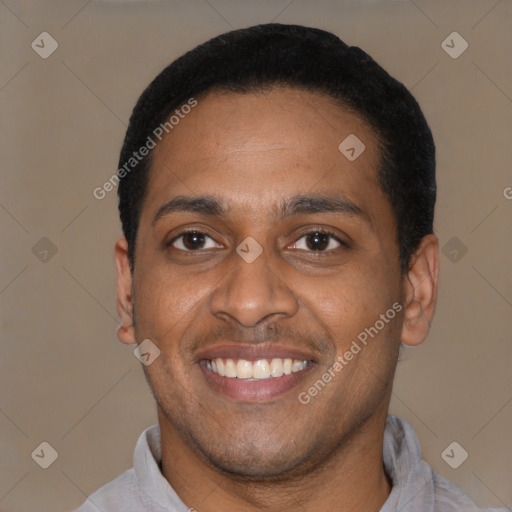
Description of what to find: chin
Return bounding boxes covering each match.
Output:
[206,451,305,481]
[197,434,327,482]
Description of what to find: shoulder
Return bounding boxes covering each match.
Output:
[73,424,159,511]
[432,471,510,512]
[73,468,143,511]
[384,415,510,512]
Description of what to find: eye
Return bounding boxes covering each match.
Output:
[167,230,222,251]
[289,230,347,252]
[167,229,348,253]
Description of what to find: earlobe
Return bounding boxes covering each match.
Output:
[400,234,439,347]
[114,237,137,345]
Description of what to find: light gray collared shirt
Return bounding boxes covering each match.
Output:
[75,415,510,511]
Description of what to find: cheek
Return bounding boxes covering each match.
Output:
[315,275,401,400]
[308,265,399,341]
[132,263,212,345]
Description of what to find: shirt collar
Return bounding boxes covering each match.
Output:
[381,415,435,511]
[133,415,434,511]
[134,423,190,511]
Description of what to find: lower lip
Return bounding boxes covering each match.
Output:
[199,362,314,402]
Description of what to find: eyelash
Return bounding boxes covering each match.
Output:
[166,228,349,253]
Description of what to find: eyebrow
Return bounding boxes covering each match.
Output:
[152,193,368,226]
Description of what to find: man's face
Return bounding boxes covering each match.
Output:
[129,87,405,478]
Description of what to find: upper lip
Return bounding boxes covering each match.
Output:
[195,343,317,363]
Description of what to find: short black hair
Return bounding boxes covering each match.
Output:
[117,23,436,274]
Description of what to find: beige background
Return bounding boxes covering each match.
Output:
[1,0,511,510]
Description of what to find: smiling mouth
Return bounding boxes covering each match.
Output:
[197,345,316,401]
[204,357,311,380]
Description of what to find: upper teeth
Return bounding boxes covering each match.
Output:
[206,358,308,379]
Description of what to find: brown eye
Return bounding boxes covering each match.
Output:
[305,232,330,251]
[289,230,346,252]
[168,231,220,251]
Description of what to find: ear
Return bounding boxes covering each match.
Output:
[114,237,136,345]
[400,234,439,347]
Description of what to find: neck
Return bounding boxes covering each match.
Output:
[159,405,392,512]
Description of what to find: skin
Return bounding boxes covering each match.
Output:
[115,87,439,511]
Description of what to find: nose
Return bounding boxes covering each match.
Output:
[209,244,299,328]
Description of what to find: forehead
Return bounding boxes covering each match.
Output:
[154,86,378,157]
[143,86,387,224]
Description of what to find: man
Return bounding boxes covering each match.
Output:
[77,23,508,512]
